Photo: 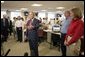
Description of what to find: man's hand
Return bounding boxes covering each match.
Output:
[27,25,34,30]
[30,24,34,29]
[1,35,3,38]
[27,26,31,30]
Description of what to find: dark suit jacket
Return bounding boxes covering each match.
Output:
[26,18,40,41]
[9,20,13,32]
[1,18,9,35]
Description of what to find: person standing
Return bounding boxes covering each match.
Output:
[8,16,13,36]
[15,16,23,42]
[60,10,72,56]
[1,14,9,42]
[79,17,84,56]
[13,17,17,38]
[26,11,40,56]
[79,36,84,56]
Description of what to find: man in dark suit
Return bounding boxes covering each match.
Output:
[1,14,9,42]
[26,12,40,56]
[8,17,13,36]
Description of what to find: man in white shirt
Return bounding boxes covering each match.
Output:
[15,16,23,42]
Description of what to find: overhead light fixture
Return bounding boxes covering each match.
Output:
[20,8,28,11]
[16,10,20,11]
[41,10,47,11]
[21,8,27,10]
[31,4,42,6]
[56,7,65,9]
[1,1,4,3]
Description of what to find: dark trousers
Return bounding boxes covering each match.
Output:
[16,27,22,42]
[79,38,84,56]
[9,28,13,35]
[61,33,66,56]
[1,28,9,42]
[28,39,39,56]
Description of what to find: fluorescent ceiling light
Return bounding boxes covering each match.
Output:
[1,1,4,3]
[41,10,47,11]
[56,7,65,9]
[31,4,42,6]
[16,10,20,11]
[21,8,27,10]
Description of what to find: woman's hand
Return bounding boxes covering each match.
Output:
[64,39,69,46]
[64,40,67,46]
[64,36,72,46]
[81,36,84,39]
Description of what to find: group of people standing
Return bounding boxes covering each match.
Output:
[1,15,24,42]
[1,14,13,42]
[60,7,84,56]
[25,7,84,56]
[1,7,84,56]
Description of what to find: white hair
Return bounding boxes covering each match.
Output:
[3,14,8,18]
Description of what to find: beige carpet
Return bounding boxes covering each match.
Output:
[1,35,79,56]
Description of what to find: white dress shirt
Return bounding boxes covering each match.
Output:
[15,20,23,28]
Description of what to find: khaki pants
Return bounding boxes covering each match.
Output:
[67,40,81,56]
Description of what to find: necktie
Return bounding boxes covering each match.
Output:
[27,19,32,26]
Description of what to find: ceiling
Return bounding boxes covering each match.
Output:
[1,1,84,12]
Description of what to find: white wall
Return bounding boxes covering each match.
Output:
[38,12,46,19]
[10,11,22,21]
